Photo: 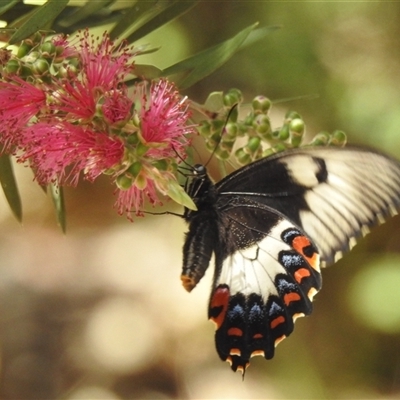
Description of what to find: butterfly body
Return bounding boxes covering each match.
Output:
[181,146,400,374]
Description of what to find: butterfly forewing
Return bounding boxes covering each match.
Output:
[182,145,400,374]
[216,147,400,265]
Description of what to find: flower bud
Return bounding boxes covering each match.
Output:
[5,59,20,74]
[329,130,347,146]
[215,147,230,160]
[40,41,56,57]
[17,42,33,58]
[289,118,305,147]
[223,88,243,107]
[253,114,271,135]
[127,161,142,177]
[116,174,133,190]
[32,58,49,75]
[252,95,271,114]
[235,148,252,165]
[277,124,290,141]
[309,132,330,146]
[285,110,301,121]
[246,136,261,153]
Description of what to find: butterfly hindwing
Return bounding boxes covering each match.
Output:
[208,207,321,373]
[182,146,400,374]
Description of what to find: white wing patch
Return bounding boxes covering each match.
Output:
[281,155,322,187]
[283,149,400,264]
[216,219,295,299]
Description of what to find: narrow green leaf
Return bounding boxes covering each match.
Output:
[241,25,281,48]
[58,0,115,28]
[125,0,198,44]
[109,0,159,40]
[9,0,69,44]
[0,0,20,16]
[162,23,259,89]
[0,154,22,222]
[49,183,66,233]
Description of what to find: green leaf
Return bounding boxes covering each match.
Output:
[162,23,259,89]
[49,183,66,233]
[8,0,69,45]
[241,25,281,48]
[124,0,198,44]
[166,179,197,211]
[58,0,115,28]
[0,154,22,222]
[0,0,20,16]
[109,0,159,40]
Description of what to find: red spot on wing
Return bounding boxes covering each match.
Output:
[209,285,230,329]
[253,333,263,339]
[227,327,243,337]
[283,292,301,306]
[294,267,311,283]
[270,315,285,329]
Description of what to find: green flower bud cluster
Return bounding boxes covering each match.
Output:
[199,89,347,167]
[3,32,79,82]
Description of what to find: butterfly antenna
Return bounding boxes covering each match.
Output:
[204,104,238,167]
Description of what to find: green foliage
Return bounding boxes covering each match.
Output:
[0,153,22,222]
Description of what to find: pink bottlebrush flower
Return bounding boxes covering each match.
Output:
[115,177,159,220]
[78,30,135,91]
[54,30,135,122]
[112,79,196,217]
[55,79,97,121]
[19,122,124,186]
[138,79,194,157]
[0,77,47,150]
[101,88,133,126]
[51,34,78,59]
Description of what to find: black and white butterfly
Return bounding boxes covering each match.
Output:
[181,145,400,375]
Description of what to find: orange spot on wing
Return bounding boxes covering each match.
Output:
[227,327,243,337]
[292,235,320,271]
[209,286,230,329]
[253,333,263,339]
[294,267,311,283]
[270,315,285,329]
[283,292,301,305]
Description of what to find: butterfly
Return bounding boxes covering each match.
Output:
[180,145,400,375]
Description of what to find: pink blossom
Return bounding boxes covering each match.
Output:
[19,122,124,185]
[78,30,135,91]
[115,180,159,220]
[0,77,46,149]
[138,80,193,156]
[101,89,133,126]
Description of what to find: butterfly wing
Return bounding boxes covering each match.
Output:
[208,199,321,374]
[209,146,400,373]
[216,146,400,266]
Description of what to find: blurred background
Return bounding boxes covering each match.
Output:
[1,1,400,399]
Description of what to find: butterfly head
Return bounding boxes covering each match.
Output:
[192,164,207,178]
